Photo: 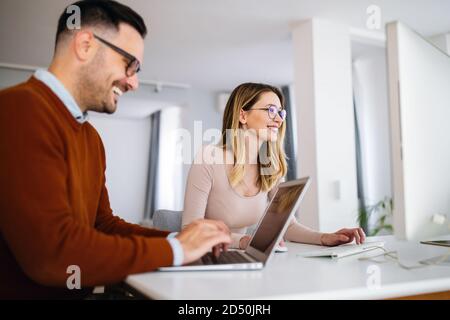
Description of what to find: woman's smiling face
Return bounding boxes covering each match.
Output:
[240,91,285,142]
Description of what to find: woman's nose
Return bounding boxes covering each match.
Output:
[274,113,283,123]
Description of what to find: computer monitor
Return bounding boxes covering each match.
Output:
[386,21,450,240]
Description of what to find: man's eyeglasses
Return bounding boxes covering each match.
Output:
[93,34,141,77]
[251,105,287,121]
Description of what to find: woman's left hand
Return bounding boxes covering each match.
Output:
[320,228,366,246]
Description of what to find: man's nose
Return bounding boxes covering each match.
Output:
[126,73,139,91]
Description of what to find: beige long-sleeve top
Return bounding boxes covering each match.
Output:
[182,145,323,248]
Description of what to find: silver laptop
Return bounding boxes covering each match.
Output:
[158,177,311,271]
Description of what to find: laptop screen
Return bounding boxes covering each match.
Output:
[248,182,307,256]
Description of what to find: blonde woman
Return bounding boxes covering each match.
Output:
[182,83,365,249]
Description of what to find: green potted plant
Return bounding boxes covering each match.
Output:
[358,197,393,236]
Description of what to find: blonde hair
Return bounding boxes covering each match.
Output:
[220,83,288,192]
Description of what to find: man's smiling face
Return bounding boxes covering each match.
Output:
[79,23,144,114]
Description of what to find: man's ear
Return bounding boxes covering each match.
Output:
[239,109,247,125]
[73,31,96,61]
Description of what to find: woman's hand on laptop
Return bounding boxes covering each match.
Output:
[320,228,366,246]
[239,235,251,250]
[176,219,231,264]
[239,235,286,250]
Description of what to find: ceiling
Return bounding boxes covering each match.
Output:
[1,0,449,91]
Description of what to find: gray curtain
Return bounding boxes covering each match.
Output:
[144,111,161,220]
[281,86,297,181]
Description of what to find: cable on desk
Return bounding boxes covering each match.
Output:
[358,246,450,270]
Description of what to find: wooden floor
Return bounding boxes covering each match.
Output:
[391,290,450,300]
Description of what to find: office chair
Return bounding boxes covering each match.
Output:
[152,209,183,232]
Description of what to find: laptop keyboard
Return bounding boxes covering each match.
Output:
[201,251,252,265]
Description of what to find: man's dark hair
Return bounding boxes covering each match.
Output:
[56,0,147,46]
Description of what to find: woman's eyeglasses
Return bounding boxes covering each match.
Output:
[251,105,287,121]
[93,34,141,77]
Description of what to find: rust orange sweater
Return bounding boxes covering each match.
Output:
[0,77,173,299]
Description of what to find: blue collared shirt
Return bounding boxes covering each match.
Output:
[167,232,183,266]
[34,69,88,123]
[33,69,184,266]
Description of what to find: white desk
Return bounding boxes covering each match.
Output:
[125,235,450,299]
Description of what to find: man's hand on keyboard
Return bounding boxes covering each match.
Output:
[177,219,231,264]
[320,228,366,246]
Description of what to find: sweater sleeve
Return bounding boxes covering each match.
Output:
[284,218,323,245]
[0,92,173,288]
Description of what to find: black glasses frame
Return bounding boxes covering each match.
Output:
[93,34,141,77]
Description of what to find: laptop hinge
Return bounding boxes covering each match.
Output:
[242,251,260,263]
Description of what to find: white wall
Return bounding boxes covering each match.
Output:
[180,89,222,199]
[123,84,222,204]
[0,68,32,89]
[87,96,183,223]
[89,113,152,224]
[110,89,222,215]
[428,33,450,54]
[352,44,392,229]
[292,19,359,232]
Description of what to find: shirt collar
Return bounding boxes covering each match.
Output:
[34,69,88,123]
